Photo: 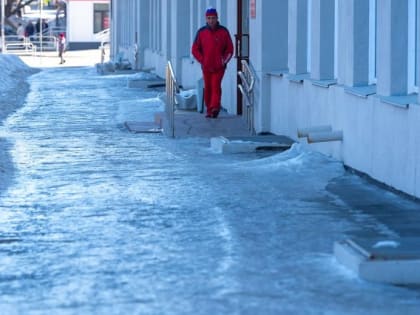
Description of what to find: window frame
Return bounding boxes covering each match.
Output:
[93,3,110,34]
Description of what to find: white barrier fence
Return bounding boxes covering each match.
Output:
[3,35,58,55]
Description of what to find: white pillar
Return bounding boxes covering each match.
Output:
[1,0,5,52]
[251,0,289,133]
[170,0,190,76]
[417,0,420,103]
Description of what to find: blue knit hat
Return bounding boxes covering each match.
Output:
[206,7,218,17]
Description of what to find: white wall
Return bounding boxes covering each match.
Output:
[268,75,420,198]
[68,0,109,43]
[249,0,420,198]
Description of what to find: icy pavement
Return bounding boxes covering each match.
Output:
[0,63,419,314]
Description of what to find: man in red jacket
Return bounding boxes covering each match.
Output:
[192,7,234,118]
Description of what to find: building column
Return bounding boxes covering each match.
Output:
[417,0,420,103]
[336,0,369,86]
[110,0,117,59]
[288,0,308,75]
[136,0,150,69]
[170,0,190,76]
[250,0,288,133]
[310,0,334,81]
[376,0,408,96]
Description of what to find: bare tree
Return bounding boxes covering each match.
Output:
[4,0,38,19]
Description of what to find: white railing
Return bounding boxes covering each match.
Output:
[238,59,256,134]
[165,61,179,138]
[3,36,37,54]
[3,35,58,54]
[5,41,37,54]
[29,35,58,51]
[95,28,110,46]
[97,29,110,69]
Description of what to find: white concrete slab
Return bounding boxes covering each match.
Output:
[128,79,166,89]
[334,238,420,285]
[211,135,294,154]
[124,121,162,134]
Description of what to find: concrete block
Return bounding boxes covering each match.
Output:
[334,238,420,285]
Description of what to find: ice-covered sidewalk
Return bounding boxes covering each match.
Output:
[0,51,104,192]
[1,54,420,314]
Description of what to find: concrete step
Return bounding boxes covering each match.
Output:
[334,238,420,285]
[124,121,162,133]
[128,79,165,89]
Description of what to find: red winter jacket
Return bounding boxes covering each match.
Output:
[192,23,234,72]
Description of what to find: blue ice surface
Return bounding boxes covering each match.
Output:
[0,67,419,315]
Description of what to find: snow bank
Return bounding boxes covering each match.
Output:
[130,71,161,81]
[0,54,38,123]
[0,54,37,194]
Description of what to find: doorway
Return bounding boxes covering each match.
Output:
[235,0,250,115]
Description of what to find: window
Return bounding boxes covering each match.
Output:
[94,3,110,34]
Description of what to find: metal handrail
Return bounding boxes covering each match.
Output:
[165,61,179,138]
[238,59,256,134]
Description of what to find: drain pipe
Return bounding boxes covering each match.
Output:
[307,130,343,143]
[297,125,332,138]
[297,125,343,143]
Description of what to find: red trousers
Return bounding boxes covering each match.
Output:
[203,69,225,115]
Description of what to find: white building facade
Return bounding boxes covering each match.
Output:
[67,0,110,49]
[110,0,420,200]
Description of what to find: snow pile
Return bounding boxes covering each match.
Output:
[130,71,161,81]
[0,54,37,192]
[232,143,346,195]
[178,89,196,98]
[0,54,38,123]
